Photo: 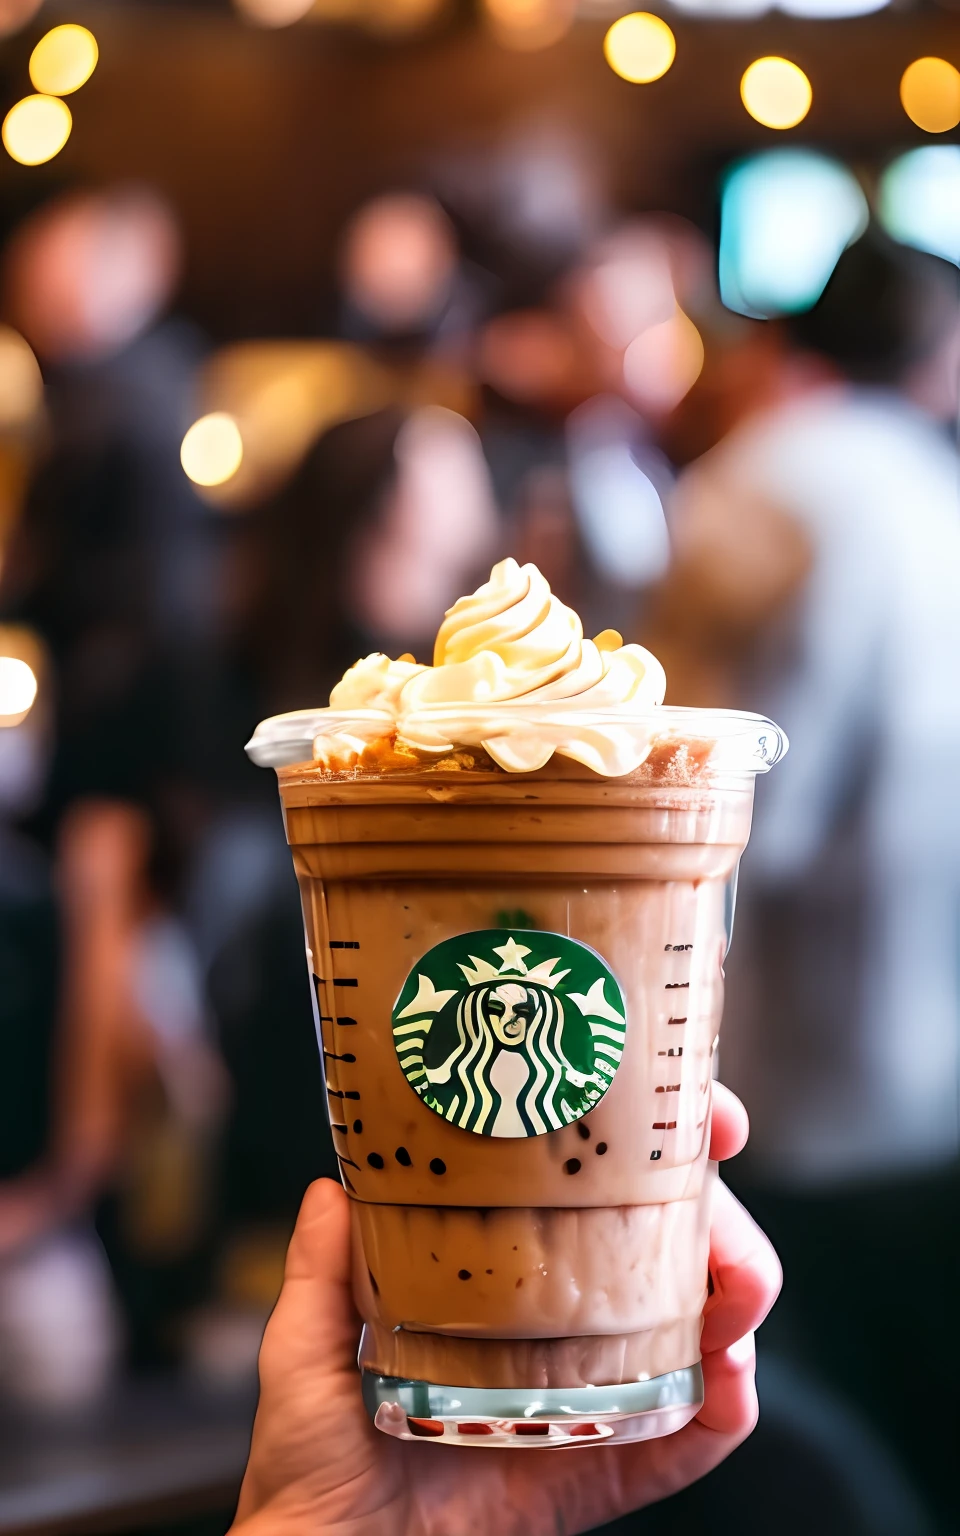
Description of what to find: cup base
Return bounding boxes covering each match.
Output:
[362,1364,703,1448]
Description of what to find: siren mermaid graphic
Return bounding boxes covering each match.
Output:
[392,931,626,1137]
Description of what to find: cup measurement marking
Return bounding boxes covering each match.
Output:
[317,936,365,1173]
[651,940,694,1159]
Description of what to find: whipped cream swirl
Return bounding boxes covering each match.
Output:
[290,559,666,776]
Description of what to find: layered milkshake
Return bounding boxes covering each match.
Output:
[247,559,785,1447]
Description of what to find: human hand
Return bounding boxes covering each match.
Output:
[231,1082,780,1536]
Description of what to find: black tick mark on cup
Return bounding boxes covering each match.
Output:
[395,1147,412,1166]
[366,1153,384,1169]
[564,1158,581,1175]
[430,1158,446,1176]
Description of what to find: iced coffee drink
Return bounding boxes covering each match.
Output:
[247,559,785,1447]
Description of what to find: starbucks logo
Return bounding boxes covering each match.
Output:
[392,930,626,1138]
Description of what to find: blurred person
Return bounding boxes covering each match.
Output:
[0,184,228,821]
[0,800,228,1393]
[645,230,960,1526]
[0,186,246,1380]
[245,400,499,712]
[339,192,481,351]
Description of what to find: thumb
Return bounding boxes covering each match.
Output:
[261,1178,360,1387]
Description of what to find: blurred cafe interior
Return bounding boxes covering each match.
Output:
[0,0,957,1532]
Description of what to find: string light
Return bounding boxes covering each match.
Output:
[900,57,960,135]
[741,56,812,129]
[483,0,574,52]
[604,13,676,84]
[181,413,244,487]
[0,326,43,428]
[29,24,98,96]
[0,656,38,724]
[233,0,315,25]
[2,95,72,165]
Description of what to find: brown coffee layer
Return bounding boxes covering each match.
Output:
[352,1193,711,1339]
[359,1318,702,1389]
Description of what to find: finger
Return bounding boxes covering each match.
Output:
[519,1330,759,1531]
[609,1333,759,1511]
[708,1081,749,1162]
[695,1330,759,1435]
[260,1179,359,1379]
[701,1181,781,1354]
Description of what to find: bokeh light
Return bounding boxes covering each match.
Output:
[779,0,889,13]
[0,326,44,428]
[0,656,38,725]
[2,95,72,166]
[0,0,44,41]
[364,0,445,36]
[181,413,244,487]
[29,25,99,96]
[603,13,676,84]
[741,56,812,129]
[878,146,960,265]
[719,149,869,317]
[622,310,704,413]
[483,0,574,52]
[341,194,457,332]
[900,58,960,135]
[233,0,315,23]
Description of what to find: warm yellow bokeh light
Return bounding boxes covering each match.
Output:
[604,12,676,84]
[29,25,99,96]
[483,0,574,52]
[0,656,38,724]
[0,326,43,429]
[233,0,315,24]
[2,95,72,166]
[741,56,812,130]
[900,57,960,135]
[181,413,244,487]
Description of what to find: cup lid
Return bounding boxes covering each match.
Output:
[246,704,787,778]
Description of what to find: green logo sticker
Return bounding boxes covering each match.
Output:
[392,930,626,1137]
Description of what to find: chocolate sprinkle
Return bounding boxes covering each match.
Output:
[366,1153,384,1169]
[577,1123,591,1140]
[353,1119,363,1134]
[430,1158,446,1175]
[395,1146,412,1166]
[564,1158,582,1175]
[458,1269,472,1281]
[596,1142,608,1156]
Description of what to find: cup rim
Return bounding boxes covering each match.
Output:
[246,703,788,777]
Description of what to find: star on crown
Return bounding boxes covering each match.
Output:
[459,935,570,989]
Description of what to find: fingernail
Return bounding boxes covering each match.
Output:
[725,1331,756,1369]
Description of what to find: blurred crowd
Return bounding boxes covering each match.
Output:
[0,154,957,1533]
